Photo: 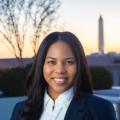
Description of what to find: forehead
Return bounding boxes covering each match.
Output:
[46,41,75,57]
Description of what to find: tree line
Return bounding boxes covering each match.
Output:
[0,65,113,97]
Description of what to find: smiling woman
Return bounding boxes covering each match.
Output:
[10,31,117,120]
[43,41,77,100]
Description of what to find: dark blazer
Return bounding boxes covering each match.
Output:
[11,93,117,120]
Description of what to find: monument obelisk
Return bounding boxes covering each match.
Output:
[98,15,104,54]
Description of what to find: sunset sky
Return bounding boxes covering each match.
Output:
[0,0,120,58]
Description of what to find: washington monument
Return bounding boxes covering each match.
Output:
[98,15,104,54]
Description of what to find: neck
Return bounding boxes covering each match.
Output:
[47,90,59,101]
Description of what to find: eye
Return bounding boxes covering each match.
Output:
[66,60,75,65]
[47,60,56,65]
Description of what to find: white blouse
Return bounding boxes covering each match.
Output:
[40,87,74,120]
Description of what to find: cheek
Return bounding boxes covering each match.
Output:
[69,66,77,78]
[43,65,53,78]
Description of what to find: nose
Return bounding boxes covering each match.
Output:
[55,63,66,74]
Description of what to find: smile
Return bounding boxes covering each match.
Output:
[53,78,67,84]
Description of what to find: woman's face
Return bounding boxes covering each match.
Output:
[43,41,77,100]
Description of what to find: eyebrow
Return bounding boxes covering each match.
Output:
[46,56,75,60]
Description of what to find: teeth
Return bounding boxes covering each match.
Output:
[54,78,66,84]
[54,78,65,81]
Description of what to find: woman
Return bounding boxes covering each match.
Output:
[11,31,117,120]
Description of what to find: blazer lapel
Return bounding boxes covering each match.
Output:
[64,94,87,120]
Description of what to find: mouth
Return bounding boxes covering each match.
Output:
[52,77,67,85]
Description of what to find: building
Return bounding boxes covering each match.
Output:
[0,58,33,69]
[87,53,120,86]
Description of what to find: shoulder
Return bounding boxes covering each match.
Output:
[15,100,26,108]
[87,94,112,105]
[13,100,26,112]
[75,93,113,106]
[74,93,115,110]
[86,94,114,110]
[10,100,26,120]
[86,94,117,119]
[67,94,117,120]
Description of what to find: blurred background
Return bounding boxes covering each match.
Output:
[0,0,120,119]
